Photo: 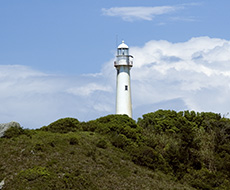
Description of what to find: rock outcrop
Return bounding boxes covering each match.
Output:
[0,179,4,190]
[0,121,21,138]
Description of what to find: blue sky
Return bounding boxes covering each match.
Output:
[1,0,230,128]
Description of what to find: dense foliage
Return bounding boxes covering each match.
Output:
[40,117,80,133]
[1,110,230,189]
[138,110,230,189]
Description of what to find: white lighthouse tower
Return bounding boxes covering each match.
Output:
[114,41,133,118]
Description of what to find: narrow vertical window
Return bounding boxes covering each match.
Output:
[125,85,128,91]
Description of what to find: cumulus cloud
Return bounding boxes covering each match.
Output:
[0,65,115,128]
[66,83,112,96]
[102,6,182,21]
[1,36,230,128]
[129,37,230,116]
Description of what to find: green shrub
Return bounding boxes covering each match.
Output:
[138,110,181,134]
[96,114,138,131]
[63,173,95,189]
[3,126,25,138]
[96,115,143,144]
[80,120,98,132]
[96,139,107,149]
[130,146,166,170]
[95,123,111,134]
[18,166,50,181]
[34,143,45,152]
[111,133,131,149]
[183,168,228,189]
[40,117,80,133]
[69,137,79,145]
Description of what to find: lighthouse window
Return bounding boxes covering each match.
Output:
[125,85,128,91]
[118,48,129,55]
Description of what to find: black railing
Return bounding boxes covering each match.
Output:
[114,61,133,67]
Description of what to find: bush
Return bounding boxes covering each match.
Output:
[138,110,181,134]
[183,168,228,189]
[96,139,107,149]
[40,117,80,133]
[96,114,143,144]
[3,126,25,138]
[34,143,45,152]
[80,121,98,132]
[18,166,50,181]
[111,134,131,149]
[96,114,138,132]
[131,146,166,170]
[69,137,79,145]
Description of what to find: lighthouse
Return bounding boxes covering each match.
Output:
[114,41,133,118]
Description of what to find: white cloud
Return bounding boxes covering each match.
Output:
[102,6,182,21]
[0,66,115,128]
[1,36,230,128]
[169,16,197,22]
[66,83,112,96]
[129,36,230,116]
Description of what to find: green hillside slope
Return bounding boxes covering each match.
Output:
[1,110,230,189]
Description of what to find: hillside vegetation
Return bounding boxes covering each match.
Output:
[1,110,230,189]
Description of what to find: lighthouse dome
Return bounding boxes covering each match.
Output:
[118,41,129,49]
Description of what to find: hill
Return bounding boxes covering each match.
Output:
[1,110,230,189]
